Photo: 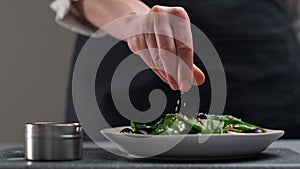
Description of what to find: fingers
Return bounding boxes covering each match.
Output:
[152,5,191,48]
[127,5,206,92]
[172,12,194,91]
[153,5,196,92]
[170,7,196,91]
[144,33,168,81]
[153,69,169,84]
[192,64,206,86]
[176,43,194,92]
[127,35,169,84]
[156,46,179,90]
[151,5,189,20]
[152,9,179,90]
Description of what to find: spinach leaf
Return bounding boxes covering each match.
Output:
[150,114,192,135]
[200,119,224,134]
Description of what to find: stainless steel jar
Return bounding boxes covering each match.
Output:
[25,122,83,161]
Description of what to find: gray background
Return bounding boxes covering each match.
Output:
[0,0,75,142]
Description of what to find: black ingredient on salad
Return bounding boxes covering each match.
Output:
[121,113,267,135]
[120,128,134,134]
[197,113,207,119]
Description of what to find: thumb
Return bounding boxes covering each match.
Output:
[192,64,205,86]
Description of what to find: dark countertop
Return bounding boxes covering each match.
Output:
[0,140,300,169]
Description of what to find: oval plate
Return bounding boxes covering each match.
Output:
[101,126,284,160]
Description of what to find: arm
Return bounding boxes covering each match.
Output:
[74,0,205,92]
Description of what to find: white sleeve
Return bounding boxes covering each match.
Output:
[50,0,106,38]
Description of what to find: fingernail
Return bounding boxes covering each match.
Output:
[170,84,178,90]
[180,80,191,92]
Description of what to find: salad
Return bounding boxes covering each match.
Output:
[120,113,266,135]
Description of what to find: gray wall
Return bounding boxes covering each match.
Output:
[0,0,76,142]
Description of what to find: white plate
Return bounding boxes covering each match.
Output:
[101,126,284,160]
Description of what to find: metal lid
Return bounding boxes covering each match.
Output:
[25,122,83,139]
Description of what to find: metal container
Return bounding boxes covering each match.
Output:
[25,122,83,161]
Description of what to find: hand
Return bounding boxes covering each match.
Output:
[126,5,205,92]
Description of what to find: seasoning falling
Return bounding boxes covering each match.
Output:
[175,98,180,113]
[175,106,179,113]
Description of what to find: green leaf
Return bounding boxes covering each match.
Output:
[130,121,137,132]
[200,119,224,134]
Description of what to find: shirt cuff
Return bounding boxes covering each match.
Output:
[50,0,106,38]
